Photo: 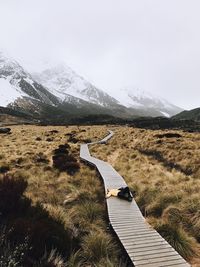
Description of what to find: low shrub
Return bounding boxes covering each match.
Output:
[52,145,80,175]
[0,174,28,215]
[154,133,182,138]
[49,130,59,134]
[0,174,78,263]
[0,165,10,173]
[46,138,54,142]
[9,206,74,259]
[54,144,70,155]
[0,226,30,267]
[34,153,49,164]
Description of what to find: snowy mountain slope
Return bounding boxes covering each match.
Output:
[32,64,119,108]
[33,65,183,117]
[0,54,125,120]
[0,53,60,108]
[108,87,183,117]
[0,53,183,121]
[0,78,26,107]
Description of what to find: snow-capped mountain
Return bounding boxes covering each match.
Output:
[0,53,183,122]
[0,54,124,121]
[33,65,182,117]
[32,64,119,108]
[0,53,59,109]
[108,87,182,117]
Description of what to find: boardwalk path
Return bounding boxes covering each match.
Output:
[80,130,191,267]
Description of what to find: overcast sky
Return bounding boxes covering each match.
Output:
[0,0,200,110]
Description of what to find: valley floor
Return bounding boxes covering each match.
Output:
[0,124,200,266]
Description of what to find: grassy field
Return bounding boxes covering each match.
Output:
[0,125,131,267]
[91,126,200,267]
[1,124,200,266]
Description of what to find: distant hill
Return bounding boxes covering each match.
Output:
[0,107,36,125]
[172,107,200,121]
[129,117,200,131]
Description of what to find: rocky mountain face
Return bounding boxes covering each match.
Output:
[32,64,120,108]
[0,53,183,123]
[33,66,182,117]
[0,55,110,121]
[0,53,59,107]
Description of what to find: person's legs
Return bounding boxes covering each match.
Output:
[117,187,133,201]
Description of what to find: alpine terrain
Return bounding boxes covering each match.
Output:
[0,53,183,123]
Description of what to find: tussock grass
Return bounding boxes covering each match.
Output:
[155,222,197,260]
[146,193,182,217]
[74,201,103,224]
[66,250,83,267]
[90,126,200,264]
[2,124,200,265]
[81,230,118,264]
[95,258,129,267]
[36,249,67,267]
[162,206,183,224]
[0,125,126,266]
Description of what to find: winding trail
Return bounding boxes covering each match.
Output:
[80,130,191,267]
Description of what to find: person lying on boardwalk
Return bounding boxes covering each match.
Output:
[106,186,133,202]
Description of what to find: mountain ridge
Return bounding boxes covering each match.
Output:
[0,53,184,122]
[33,64,183,117]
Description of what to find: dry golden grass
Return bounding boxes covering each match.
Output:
[1,124,200,266]
[90,126,200,266]
[0,125,129,266]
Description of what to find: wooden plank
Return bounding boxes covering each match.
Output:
[117,233,162,242]
[112,229,154,236]
[126,243,172,253]
[134,258,188,267]
[112,223,151,230]
[133,254,184,265]
[113,230,158,238]
[130,248,179,258]
[123,242,171,250]
[133,251,182,261]
[112,225,151,231]
[110,218,145,224]
[109,215,143,220]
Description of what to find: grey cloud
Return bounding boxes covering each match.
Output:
[0,0,200,109]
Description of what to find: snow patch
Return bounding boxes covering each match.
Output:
[0,78,24,107]
[160,111,170,117]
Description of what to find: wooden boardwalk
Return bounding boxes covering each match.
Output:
[80,131,191,267]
